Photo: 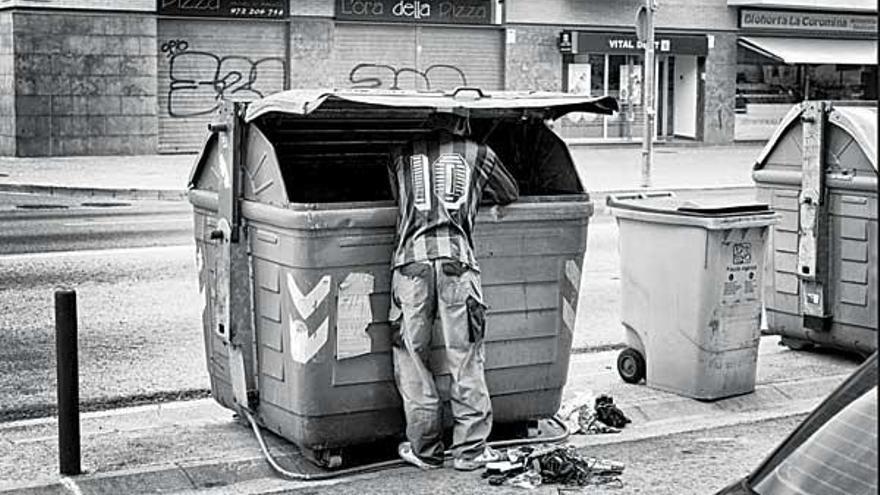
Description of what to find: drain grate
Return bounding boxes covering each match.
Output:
[81,201,131,208]
[16,204,69,210]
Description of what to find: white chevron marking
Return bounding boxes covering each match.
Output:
[565,259,582,290]
[286,273,332,364]
[286,273,331,320]
[562,297,575,334]
[289,316,329,364]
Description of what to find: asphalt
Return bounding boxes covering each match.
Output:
[3,141,852,494]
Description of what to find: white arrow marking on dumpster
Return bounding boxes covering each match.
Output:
[287,273,331,320]
[289,316,329,365]
[286,273,331,363]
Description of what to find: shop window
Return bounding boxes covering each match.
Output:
[559,53,646,141]
[734,46,878,141]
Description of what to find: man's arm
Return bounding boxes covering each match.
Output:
[482,150,519,206]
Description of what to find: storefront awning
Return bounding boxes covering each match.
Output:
[738,36,878,65]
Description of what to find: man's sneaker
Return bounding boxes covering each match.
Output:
[398,442,443,470]
[453,446,503,471]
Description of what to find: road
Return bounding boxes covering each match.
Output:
[0,192,192,254]
[0,187,756,420]
[0,192,206,419]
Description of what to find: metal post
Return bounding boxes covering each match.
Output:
[55,290,81,476]
[641,0,657,188]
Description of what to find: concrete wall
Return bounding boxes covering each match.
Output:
[12,11,157,156]
[0,0,152,10]
[505,0,737,31]
[290,18,335,88]
[0,11,14,155]
[505,25,563,92]
[290,0,334,17]
[702,33,737,144]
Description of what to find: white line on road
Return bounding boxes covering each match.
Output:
[62,218,191,227]
[0,244,194,262]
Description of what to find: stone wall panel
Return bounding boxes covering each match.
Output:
[8,11,158,155]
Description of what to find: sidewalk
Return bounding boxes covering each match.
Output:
[0,144,765,200]
[0,337,860,494]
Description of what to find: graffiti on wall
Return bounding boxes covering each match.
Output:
[162,39,285,118]
[348,63,468,91]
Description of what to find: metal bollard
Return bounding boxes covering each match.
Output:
[55,290,81,476]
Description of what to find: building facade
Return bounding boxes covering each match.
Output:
[0,0,875,155]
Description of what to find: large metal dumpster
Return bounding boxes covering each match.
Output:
[753,101,877,356]
[187,89,618,464]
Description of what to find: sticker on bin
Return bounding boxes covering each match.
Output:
[336,272,375,360]
[286,273,331,364]
[723,244,760,305]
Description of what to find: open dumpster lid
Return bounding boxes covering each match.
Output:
[754,103,877,173]
[244,88,619,122]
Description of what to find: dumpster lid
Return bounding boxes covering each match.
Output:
[607,193,773,218]
[754,103,877,173]
[243,88,619,122]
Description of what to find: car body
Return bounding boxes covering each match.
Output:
[715,352,878,494]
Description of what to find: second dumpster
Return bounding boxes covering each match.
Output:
[753,101,877,356]
[608,193,779,401]
[187,89,618,466]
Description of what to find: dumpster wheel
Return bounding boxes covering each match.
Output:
[617,348,646,384]
[242,409,571,480]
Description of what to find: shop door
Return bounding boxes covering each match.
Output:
[673,55,698,139]
[335,24,503,91]
[157,19,287,153]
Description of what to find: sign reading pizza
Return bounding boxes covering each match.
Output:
[336,0,494,25]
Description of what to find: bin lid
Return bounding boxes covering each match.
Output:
[607,193,778,230]
[608,195,772,217]
[754,103,877,174]
[244,88,619,122]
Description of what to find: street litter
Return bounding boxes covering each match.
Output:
[593,394,631,429]
[481,444,624,489]
[560,393,632,434]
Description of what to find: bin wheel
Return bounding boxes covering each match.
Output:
[303,448,343,469]
[617,348,646,384]
[780,337,815,352]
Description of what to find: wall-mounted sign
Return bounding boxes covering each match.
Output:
[740,9,877,34]
[559,30,575,53]
[567,33,708,56]
[157,0,288,19]
[336,0,493,25]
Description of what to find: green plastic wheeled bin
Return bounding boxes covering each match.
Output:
[187,89,618,465]
[608,193,779,400]
[753,102,877,356]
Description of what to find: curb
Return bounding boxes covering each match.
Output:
[0,372,848,495]
[0,183,754,205]
[0,183,187,202]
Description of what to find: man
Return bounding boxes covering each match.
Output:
[387,112,519,471]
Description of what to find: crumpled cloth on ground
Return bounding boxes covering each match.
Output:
[593,394,631,429]
[560,393,631,434]
[483,444,625,489]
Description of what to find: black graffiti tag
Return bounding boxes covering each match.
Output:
[349,63,468,91]
[163,40,285,118]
